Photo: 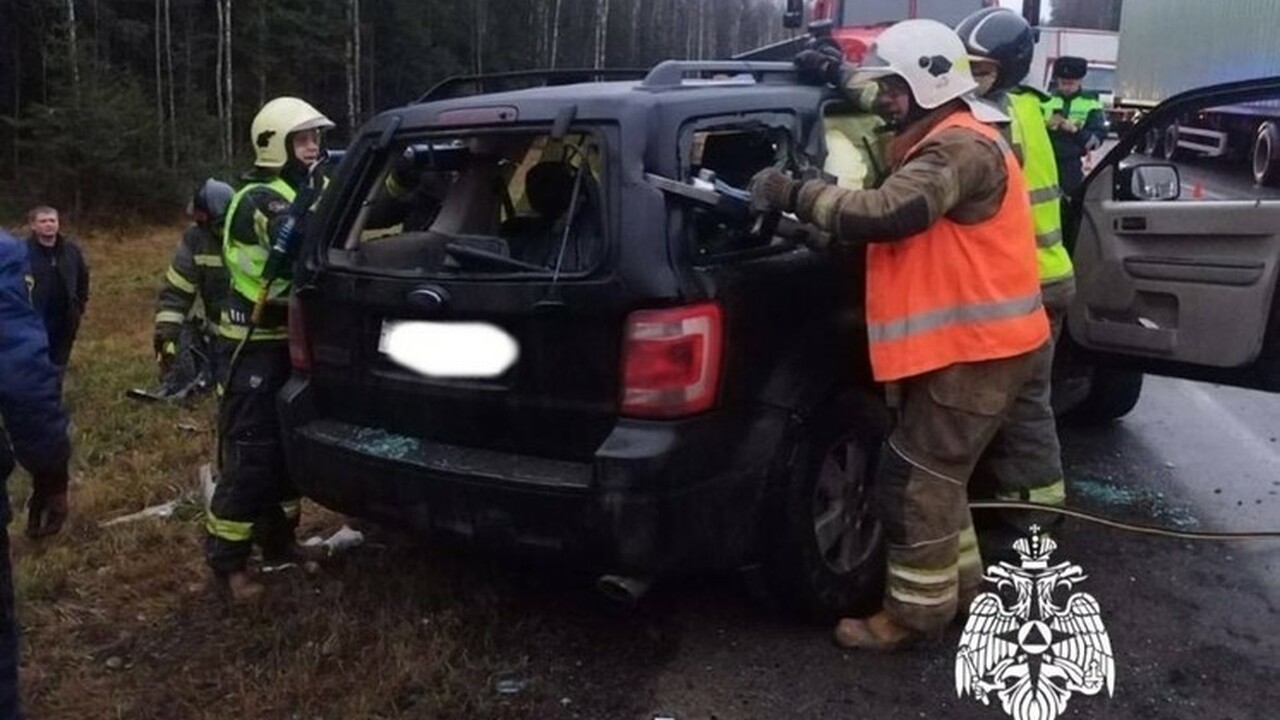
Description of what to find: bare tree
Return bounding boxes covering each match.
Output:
[212,0,234,162]
[166,0,177,165]
[224,0,233,163]
[155,0,164,164]
[67,0,80,106]
[696,0,706,59]
[257,0,266,107]
[629,0,643,65]
[216,0,225,160]
[550,0,563,68]
[593,0,611,68]
[346,0,358,131]
[474,0,487,74]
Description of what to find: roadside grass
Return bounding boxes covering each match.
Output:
[12,228,613,719]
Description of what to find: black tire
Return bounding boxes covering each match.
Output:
[761,390,888,622]
[1062,367,1144,426]
[1252,122,1280,187]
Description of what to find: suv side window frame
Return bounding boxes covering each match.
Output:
[676,111,802,266]
[320,124,613,281]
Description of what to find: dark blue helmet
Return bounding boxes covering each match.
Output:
[956,7,1036,91]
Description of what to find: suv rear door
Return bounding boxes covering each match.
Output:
[1068,77,1280,392]
[298,124,627,462]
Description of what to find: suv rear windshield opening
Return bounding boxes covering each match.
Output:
[336,130,605,277]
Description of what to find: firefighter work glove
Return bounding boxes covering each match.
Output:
[794,47,849,87]
[27,465,70,539]
[749,167,801,216]
[155,335,178,376]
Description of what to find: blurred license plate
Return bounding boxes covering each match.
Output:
[378,320,519,378]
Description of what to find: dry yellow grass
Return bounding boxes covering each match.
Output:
[12,227,606,719]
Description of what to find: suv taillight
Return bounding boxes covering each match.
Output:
[621,303,723,419]
[288,294,311,371]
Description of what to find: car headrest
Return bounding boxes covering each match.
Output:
[525,161,579,220]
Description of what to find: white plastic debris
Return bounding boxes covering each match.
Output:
[303,525,366,557]
[1137,317,1160,330]
[495,676,528,695]
[99,500,181,527]
[200,463,218,508]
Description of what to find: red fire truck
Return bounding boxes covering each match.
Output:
[741,1,1042,62]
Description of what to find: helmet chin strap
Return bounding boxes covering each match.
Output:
[880,98,930,132]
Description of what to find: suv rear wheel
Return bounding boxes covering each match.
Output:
[762,390,887,622]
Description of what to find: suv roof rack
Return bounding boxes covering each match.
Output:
[640,60,797,88]
[418,68,651,103]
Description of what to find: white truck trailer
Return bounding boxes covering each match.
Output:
[1115,0,1280,185]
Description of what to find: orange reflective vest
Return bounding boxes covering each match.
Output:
[865,110,1049,382]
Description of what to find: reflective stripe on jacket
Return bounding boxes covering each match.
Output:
[155,224,229,339]
[865,110,1050,382]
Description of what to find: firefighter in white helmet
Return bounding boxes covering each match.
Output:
[753,20,1049,650]
[205,97,334,602]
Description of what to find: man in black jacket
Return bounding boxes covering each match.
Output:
[24,206,90,378]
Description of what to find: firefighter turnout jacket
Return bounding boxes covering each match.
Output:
[155,224,229,351]
[792,104,1049,382]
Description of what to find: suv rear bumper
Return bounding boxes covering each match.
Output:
[278,377,790,575]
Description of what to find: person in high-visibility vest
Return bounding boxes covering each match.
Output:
[754,20,1050,651]
[205,96,334,602]
[1044,56,1106,197]
[956,7,1070,543]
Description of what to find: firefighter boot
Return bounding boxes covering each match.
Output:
[833,611,934,652]
[222,570,265,604]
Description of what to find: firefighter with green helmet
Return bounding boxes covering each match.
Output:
[956,6,1069,541]
[206,96,333,602]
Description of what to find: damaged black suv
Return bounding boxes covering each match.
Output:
[277,67,1280,618]
[281,61,895,619]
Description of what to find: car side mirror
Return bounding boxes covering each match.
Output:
[784,0,804,29]
[1119,163,1181,201]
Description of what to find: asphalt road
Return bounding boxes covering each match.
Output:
[501,376,1280,720]
[1171,157,1280,202]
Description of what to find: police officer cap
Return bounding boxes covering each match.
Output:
[1053,56,1088,80]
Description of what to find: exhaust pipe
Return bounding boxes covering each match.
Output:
[596,574,652,605]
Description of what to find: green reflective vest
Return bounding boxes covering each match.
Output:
[1042,92,1103,127]
[1009,88,1074,285]
[220,176,297,341]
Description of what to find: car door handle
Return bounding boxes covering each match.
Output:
[1116,216,1148,232]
